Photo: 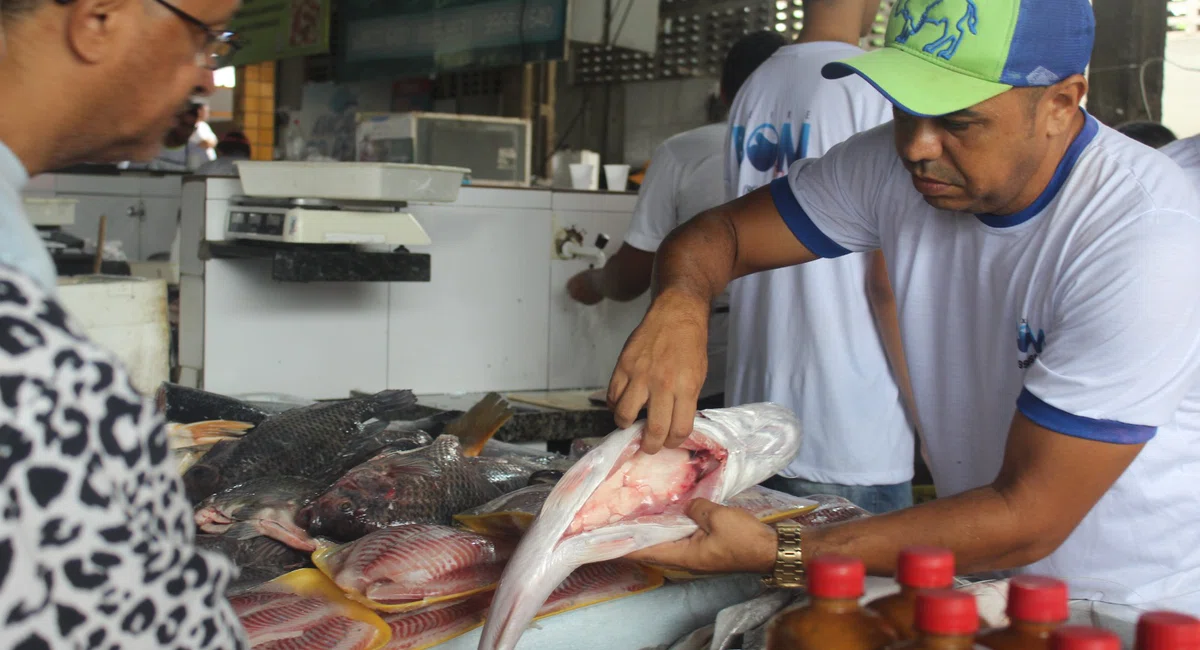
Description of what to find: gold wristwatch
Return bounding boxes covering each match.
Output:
[761,523,805,588]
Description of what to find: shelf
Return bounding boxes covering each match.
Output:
[203,241,430,283]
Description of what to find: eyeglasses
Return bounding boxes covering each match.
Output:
[152,0,242,70]
[53,0,242,70]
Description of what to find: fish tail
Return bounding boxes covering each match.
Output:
[368,389,418,421]
[480,558,575,650]
[170,420,255,448]
[445,392,514,457]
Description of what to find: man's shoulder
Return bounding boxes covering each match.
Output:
[1162,133,1200,169]
[1075,124,1200,219]
[659,124,726,167]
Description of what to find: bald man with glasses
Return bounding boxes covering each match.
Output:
[0,1,250,647]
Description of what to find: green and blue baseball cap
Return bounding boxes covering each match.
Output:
[823,0,1095,117]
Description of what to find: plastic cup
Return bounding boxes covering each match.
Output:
[604,164,631,192]
[570,163,595,190]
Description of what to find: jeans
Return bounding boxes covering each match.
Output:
[762,475,914,515]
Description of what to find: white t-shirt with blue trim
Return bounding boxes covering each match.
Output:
[773,114,1200,612]
[724,41,914,486]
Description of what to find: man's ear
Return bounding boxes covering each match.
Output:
[65,0,138,64]
[1044,74,1088,137]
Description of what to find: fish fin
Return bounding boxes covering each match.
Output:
[369,389,418,421]
[407,410,461,438]
[445,392,514,457]
[226,521,265,541]
[382,452,441,478]
[256,519,318,553]
[170,420,255,447]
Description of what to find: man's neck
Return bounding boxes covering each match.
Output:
[993,110,1088,216]
[796,9,863,46]
[0,61,73,176]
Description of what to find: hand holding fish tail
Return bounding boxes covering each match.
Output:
[626,499,777,575]
[608,289,709,454]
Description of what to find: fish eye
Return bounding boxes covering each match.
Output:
[338,501,352,513]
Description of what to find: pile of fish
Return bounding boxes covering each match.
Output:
[161,384,818,650]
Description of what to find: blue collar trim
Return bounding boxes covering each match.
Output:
[975,111,1098,229]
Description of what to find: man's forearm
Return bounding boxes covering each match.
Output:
[650,207,739,306]
[801,486,1052,576]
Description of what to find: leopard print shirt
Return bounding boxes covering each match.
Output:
[0,265,247,649]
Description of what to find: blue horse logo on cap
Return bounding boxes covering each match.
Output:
[893,0,979,61]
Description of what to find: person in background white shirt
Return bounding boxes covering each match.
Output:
[1163,133,1200,194]
[566,31,787,407]
[614,0,1200,624]
[725,0,917,514]
[120,102,210,171]
[190,99,218,163]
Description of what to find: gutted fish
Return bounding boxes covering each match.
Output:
[195,534,310,594]
[196,476,327,551]
[156,382,271,425]
[313,524,513,611]
[183,389,417,503]
[301,435,534,541]
[479,403,802,650]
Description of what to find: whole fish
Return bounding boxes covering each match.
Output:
[194,534,310,594]
[182,389,417,503]
[300,435,533,541]
[452,484,554,537]
[195,477,328,551]
[155,382,271,425]
[479,403,803,650]
[316,524,513,608]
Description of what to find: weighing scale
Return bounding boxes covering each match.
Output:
[225,197,432,246]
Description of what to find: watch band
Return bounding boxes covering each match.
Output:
[762,523,805,588]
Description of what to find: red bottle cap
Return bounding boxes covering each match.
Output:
[806,555,865,599]
[1051,626,1121,650]
[896,546,955,589]
[914,589,979,636]
[1136,611,1200,650]
[1007,575,1069,623]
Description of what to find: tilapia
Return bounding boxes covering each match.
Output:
[479,403,803,650]
[536,560,663,619]
[381,596,493,650]
[195,477,327,551]
[313,524,513,610]
[229,569,390,650]
[183,389,417,503]
[156,382,271,425]
[300,435,534,541]
[169,419,256,448]
[452,484,555,537]
[194,534,310,594]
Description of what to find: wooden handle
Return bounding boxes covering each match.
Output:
[93,214,106,274]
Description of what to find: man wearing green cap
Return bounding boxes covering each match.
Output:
[614,0,1200,615]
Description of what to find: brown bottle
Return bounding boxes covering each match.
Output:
[890,589,981,649]
[1051,626,1121,650]
[766,555,897,650]
[977,575,1068,650]
[866,546,956,640]
[1135,610,1200,650]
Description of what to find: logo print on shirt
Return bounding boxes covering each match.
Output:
[893,0,979,61]
[731,122,811,174]
[1017,319,1045,369]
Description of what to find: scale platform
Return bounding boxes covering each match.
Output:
[225,197,431,246]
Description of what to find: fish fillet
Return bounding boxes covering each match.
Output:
[257,615,377,650]
[381,596,492,650]
[314,524,512,611]
[478,403,802,650]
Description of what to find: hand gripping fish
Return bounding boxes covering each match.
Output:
[478,402,802,650]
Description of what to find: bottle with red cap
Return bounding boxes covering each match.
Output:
[977,575,1069,650]
[888,588,980,649]
[866,546,957,640]
[765,555,897,650]
[1136,610,1200,650]
[1051,626,1121,650]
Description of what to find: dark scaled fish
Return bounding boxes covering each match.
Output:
[195,476,327,552]
[155,382,271,425]
[183,389,417,504]
[194,534,310,595]
[299,436,536,542]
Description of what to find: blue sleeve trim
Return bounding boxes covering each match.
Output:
[769,177,852,259]
[1017,388,1157,444]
